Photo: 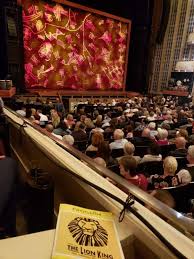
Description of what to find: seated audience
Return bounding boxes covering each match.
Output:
[93,157,106,167]
[119,156,148,191]
[157,128,169,145]
[140,143,162,163]
[132,127,153,146]
[91,121,104,134]
[64,114,75,129]
[86,132,104,152]
[71,122,87,142]
[147,111,156,121]
[50,109,61,129]
[97,141,116,167]
[45,124,62,140]
[109,129,128,150]
[148,122,158,138]
[125,125,134,139]
[62,135,74,146]
[149,156,180,189]
[36,109,48,123]
[177,145,194,182]
[169,136,187,157]
[176,128,189,141]
[118,142,141,163]
[16,107,26,117]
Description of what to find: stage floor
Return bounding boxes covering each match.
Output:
[26,89,141,98]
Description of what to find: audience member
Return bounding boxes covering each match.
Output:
[149,156,180,189]
[86,132,104,152]
[140,143,162,163]
[109,129,128,150]
[119,156,148,191]
[62,135,74,146]
[45,124,63,140]
[71,122,87,142]
[169,137,187,157]
[177,145,194,182]
[157,128,169,145]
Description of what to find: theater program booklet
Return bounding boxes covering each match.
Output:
[52,204,124,259]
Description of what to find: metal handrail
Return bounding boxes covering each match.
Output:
[4,106,194,237]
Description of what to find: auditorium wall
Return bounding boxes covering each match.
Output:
[150,0,194,93]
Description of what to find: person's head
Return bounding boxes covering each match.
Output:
[113,129,124,140]
[91,132,104,147]
[149,111,155,117]
[163,156,177,176]
[148,122,156,130]
[119,156,137,177]
[93,157,106,167]
[157,128,168,140]
[66,114,74,121]
[62,135,74,145]
[150,189,175,208]
[96,115,103,123]
[175,136,186,149]
[148,143,161,156]
[176,128,188,140]
[45,124,54,133]
[187,145,194,164]
[124,142,135,156]
[31,108,36,116]
[142,128,150,138]
[50,109,59,118]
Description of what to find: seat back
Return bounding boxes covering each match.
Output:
[176,157,188,171]
[85,150,97,158]
[111,148,124,158]
[74,140,87,152]
[134,146,149,157]
[160,144,175,158]
[165,182,194,213]
[137,161,163,177]
[107,164,120,175]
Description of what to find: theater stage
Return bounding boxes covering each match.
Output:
[26,89,141,98]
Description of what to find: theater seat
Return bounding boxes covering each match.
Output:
[137,161,163,177]
[165,182,194,213]
[176,157,188,171]
[74,140,87,152]
[134,146,149,157]
[160,144,176,158]
[111,148,124,158]
[107,164,120,175]
[85,150,97,158]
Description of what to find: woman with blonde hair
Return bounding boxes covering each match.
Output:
[149,156,180,189]
[50,109,61,129]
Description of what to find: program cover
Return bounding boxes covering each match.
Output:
[52,204,125,259]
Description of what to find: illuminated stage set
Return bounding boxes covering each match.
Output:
[18,0,132,97]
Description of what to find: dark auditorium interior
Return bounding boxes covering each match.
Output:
[0,0,194,258]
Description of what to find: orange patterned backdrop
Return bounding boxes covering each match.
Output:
[22,0,130,90]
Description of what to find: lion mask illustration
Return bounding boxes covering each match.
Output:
[68,217,108,247]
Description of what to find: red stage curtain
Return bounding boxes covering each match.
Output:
[22,0,130,91]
